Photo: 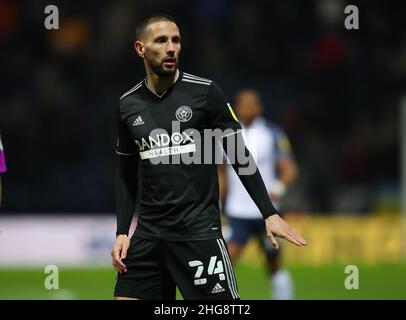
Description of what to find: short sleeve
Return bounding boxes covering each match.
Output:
[0,135,6,173]
[273,126,293,160]
[115,116,137,156]
[207,82,241,134]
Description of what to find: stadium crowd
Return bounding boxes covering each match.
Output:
[0,0,403,213]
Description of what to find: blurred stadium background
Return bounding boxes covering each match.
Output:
[0,0,405,299]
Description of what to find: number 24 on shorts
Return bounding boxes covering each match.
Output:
[188,256,225,285]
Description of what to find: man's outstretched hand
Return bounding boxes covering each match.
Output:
[265,214,307,249]
[111,234,130,273]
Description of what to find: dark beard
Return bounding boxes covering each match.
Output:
[149,58,178,76]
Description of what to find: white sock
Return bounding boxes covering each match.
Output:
[271,269,294,300]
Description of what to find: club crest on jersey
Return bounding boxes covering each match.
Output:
[175,106,193,122]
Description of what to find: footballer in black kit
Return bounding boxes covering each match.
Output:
[117,73,240,241]
[112,14,307,300]
[115,72,242,299]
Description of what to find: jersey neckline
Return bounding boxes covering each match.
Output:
[143,70,183,99]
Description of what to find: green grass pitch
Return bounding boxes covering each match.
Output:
[0,263,405,300]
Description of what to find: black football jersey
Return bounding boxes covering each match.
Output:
[116,71,241,241]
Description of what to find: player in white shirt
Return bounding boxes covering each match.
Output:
[219,89,298,299]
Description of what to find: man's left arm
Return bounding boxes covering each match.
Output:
[221,132,306,248]
[207,82,306,249]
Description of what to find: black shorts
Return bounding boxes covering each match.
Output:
[114,235,240,300]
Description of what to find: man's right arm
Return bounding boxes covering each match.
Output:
[112,115,139,273]
[115,153,139,236]
[112,154,138,273]
[115,114,139,237]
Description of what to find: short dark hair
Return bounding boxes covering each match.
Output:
[136,14,178,40]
